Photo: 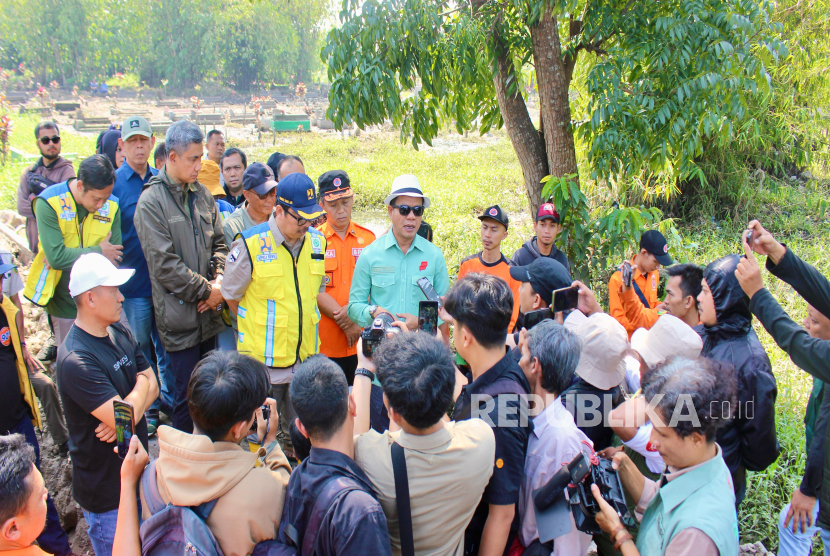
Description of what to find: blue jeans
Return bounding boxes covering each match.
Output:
[122,297,174,413]
[216,324,238,351]
[6,417,72,556]
[82,508,119,556]
[778,499,829,555]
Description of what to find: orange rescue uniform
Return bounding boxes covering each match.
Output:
[318,220,376,358]
[457,252,522,333]
[608,259,660,337]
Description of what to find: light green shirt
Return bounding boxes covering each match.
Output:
[347,230,450,327]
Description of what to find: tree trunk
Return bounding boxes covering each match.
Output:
[531,11,579,192]
[491,34,549,216]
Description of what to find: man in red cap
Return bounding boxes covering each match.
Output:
[511,202,569,271]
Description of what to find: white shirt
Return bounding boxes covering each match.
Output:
[0,249,23,298]
[519,397,593,555]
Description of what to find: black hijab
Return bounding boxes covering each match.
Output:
[98,129,121,169]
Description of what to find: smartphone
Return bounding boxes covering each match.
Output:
[552,286,579,313]
[523,308,553,330]
[621,261,633,288]
[113,400,134,459]
[417,276,442,307]
[418,301,439,333]
[745,229,753,247]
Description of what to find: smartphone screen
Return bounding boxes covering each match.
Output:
[523,308,553,329]
[552,286,579,313]
[113,400,134,459]
[417,277,442,307]
[419,301,439,333]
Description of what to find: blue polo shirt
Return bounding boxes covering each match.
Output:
[113,162,158,298]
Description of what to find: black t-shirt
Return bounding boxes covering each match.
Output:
[0,307,28,432]
[57,322,150,513]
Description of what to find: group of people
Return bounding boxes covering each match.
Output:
[0,117,827,556]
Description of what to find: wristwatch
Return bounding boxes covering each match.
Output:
[366,304,378,317]
[355,368,375,382]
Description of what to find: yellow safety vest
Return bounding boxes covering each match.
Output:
[236,222,325,367]
[24,182,119,307]
[1,295,42,429]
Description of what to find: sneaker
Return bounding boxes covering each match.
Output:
[37,337,57,362]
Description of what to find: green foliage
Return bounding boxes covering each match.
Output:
[0,0,328,91]
[541,173,686,289]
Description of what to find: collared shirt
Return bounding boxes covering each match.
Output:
[318,220,376,358]
[222,184,245,208]
[354,420,495,556]
[279,447,392,556]
[518,398,593,554]
[634,446,725,556]
[222,215,326,302]
[452,352,532,551]
[113,162,158,298]
[347,231,450,327]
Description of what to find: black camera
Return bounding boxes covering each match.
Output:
[261,404,271,423]
[533,452,634,543]
[361,312,401,357]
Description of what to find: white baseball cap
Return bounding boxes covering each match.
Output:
[69,253,135,297]
[570,313,629,390]
[630,315,703,370]
[383,174,431,208]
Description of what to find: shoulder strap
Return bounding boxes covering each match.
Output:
[631,280,651,309]
[391,442,415,556]
[301,476,360,556]
[140,460,167,516]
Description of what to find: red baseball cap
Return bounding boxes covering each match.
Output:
[536,202,560,223]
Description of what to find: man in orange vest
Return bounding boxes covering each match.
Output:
[315,170,376,384]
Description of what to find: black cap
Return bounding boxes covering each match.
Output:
[266,152,286,179]
[509,258,572,306]
[478,205,508,228]
[640,230,673,266]
[242,162,276,195]
[318,170,353,201]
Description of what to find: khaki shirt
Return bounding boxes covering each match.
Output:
[222,202,262,250]
[353,420,495,556]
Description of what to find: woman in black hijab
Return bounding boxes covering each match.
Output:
[97,128,123,169]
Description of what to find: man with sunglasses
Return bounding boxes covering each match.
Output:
[221,172,328,458]
[347,175,450,337]
[17,122,76,363]
[219,163,277,351]
[17,122,75,255]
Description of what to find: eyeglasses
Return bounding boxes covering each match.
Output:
[391,204,425,217]
[39,135,60,145]
[278,203,310,226]
[252,188,276,201]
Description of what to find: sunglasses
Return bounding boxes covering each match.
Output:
[391,204,425,217]
[39,135,60,145]
[278,203,310,226]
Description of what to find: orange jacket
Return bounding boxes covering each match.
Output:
[317,220,376,358]
[608,260,660,337]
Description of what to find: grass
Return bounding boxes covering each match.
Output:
[1,122,826,552]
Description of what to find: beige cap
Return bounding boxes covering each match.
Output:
[570,313,629,390]
[630,315,703,370]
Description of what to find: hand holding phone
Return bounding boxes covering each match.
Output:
[113,400,135,459]
[621,261,633,288]
[552,285,579,313]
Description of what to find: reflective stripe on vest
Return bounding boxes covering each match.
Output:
[23,182,119,307]
[236,223,325,367]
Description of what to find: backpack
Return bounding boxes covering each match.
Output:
[139,459,225,556]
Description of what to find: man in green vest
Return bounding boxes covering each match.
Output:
[23,154,123,345]
[221,172,327,458]
[589,356,740,556]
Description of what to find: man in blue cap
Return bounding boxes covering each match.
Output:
[221,172,327,457]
